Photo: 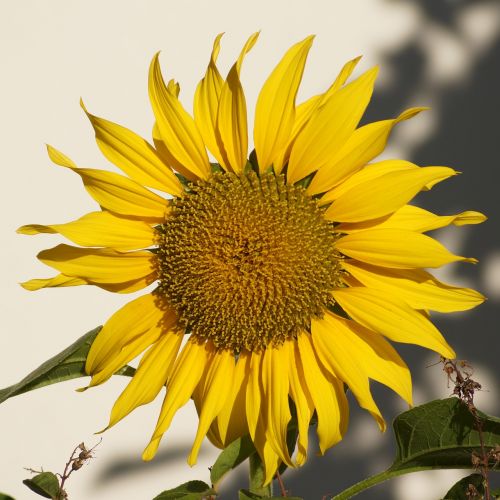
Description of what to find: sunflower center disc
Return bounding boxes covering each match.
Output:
[158,171,341,351]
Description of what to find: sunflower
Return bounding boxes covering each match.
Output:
[20,34,486,484]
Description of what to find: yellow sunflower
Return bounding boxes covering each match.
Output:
[20,33,486,484]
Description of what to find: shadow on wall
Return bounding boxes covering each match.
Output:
[282,1,500,498]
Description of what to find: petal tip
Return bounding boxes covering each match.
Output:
[142,441,159,462]
[19,281,35,291]
[79,97,88,113]
[464,257,479,264]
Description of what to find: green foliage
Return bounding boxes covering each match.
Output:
[442,473,485,499]
[22,472,60,499]
[391,398,499,471]
[0,493,15,500]
[152,480,216,499]
[0,327,135,405]
[210,435,256,486]
[332,398,500,499]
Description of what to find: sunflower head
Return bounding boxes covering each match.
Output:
[19,33,486,485]
[157,170,342,351]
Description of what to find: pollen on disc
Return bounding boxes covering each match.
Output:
[157,171,342,352]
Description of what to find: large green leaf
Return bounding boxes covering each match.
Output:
[0,493,16,500]
[391,398,499,470]
[0,327,135,405]
[332,398,500,499]
[210,435,256,486]
[22,472,60,499]
[152,480,216,499]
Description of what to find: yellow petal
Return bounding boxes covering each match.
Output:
[320,159,419,205]
[20,273,87,291]
[321,55,364,103]
[287,67,378,183]
[46,145,77,168]
[188,346,235,465]
[21,272,152,294]
[311,314,385,430]
[166,79,180,97]
[106,331,183,428]
[308,108,426,195]
[261,345,293,466]
[77,168,168,221]
[92,275,156,294]
[253,428,281,486]
[296,333,348,454]
[151,124,197,183]
[287,339,314,465]
[294,55,362,127]
[344,319,412,406]
[342,261,485,313]
[19,211,156,251]
[149,53,210,180]
[272,56,362,174]
[194,33,226,166]
[87,321,166,389]
[332,286,455,358]
[37,244,155,284]
[47,145,168,221]
[325,166,456,222]
[339,205,487,233]
[314,311,412,411]
[254,36,314,172]
[85,293,172,374]
[290,55,362,134]
[143,340,208,461]
[213,350,251,446]
[246,350,263,441]
[450,210,488,226]
[217,32,259,173]
[81,102,184,197]
[336,229,477,269]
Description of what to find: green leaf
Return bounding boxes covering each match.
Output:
[152,480,216,499]
[210,435,256,486]
[238,490,302,500]
[442,473,485,499]
[22,472,60,499]
[332,398,500,499]
[0,493,16,500]
[390,398,500,471]
[0,327,135,405]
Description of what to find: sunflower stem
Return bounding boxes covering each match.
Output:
[330,466,432,499]
[248,453,273,496]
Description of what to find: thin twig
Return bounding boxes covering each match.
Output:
[56,438,102,499]
[57,444,80,498]
[441,358,491,500]
[276,469,287,497]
